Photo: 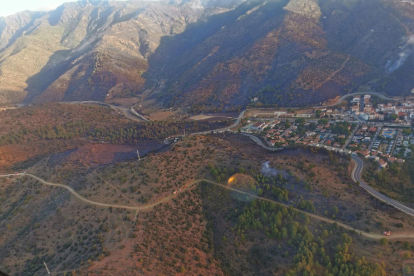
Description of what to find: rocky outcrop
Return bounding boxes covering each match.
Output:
[284,0,321,20]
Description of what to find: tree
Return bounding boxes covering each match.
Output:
[390,114,398,121]
[318,119,329,125]
[295,118,306,124]
[380,238,388,246]
[404,265,412,274]
[316,110,322,118]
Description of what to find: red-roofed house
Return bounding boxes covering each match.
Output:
[378,159,387,169]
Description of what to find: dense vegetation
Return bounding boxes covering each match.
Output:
[201,179,387,276]
[234,200,386,276]
[331,122,352,136]
[364,159,414,203]
[199,148,388,275]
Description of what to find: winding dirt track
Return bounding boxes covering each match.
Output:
[2,173,414,240]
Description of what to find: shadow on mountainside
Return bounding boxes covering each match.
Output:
[142,0,290,107]
[142,0,414,108]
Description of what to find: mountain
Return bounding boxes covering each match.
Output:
[0,0,237,105]
[147,0,414,110]
[0,0,412,110]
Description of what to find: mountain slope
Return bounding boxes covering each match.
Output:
[0,0,412,110]
[146,0,414,110]
[0,0,233,105]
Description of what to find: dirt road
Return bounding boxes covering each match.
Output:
[2,173,413,240]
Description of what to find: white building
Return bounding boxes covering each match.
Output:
[359,113,369,121]
[351,97,360,103]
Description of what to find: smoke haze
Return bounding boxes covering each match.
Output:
[261,162,289,178]
[386,35,414,73]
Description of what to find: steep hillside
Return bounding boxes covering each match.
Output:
[0,0,232,105]
[0,0,413,110]
[147,0,414,111]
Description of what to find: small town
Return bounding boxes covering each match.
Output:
[241,94,414,169]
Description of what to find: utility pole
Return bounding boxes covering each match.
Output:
[43,261,51,275]
[137,149,141,161]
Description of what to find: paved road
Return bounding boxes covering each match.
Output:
[270,91,399,110]
[237,135,414,219]
[192,110,247,135]
[129,106,149,122]
[390,130,401,156]
[368,126,382,151]
[241,133,283,151]
[63,101,148,122]
[332,92,397,107]
[351,155,414,217]
[343,123,360,149]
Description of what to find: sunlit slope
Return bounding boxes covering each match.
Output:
[0,0,412,108]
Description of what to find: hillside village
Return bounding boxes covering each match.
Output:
[241,95,414,169]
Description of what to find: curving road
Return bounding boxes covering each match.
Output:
[242,133,283,151]
[192,110,247,135]
[333,92,397,106]
[315,92,397,109]
[351,155,414,217]
[129,106,149,122]
[0,173,202,211]
[63,101,148,122]
[2,173,414,240]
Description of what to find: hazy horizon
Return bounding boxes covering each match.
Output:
[0,0,160,17]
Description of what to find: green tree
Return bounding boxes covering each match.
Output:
[318,118,329,125]
[316,110,322,118]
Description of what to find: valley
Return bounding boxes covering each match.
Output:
[1,0,414,275]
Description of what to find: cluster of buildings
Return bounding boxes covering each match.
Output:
[244,120,350,149]
[242,117,412,169]
[348,125,378,149]
[376,101,414,121]
[356,148,405,169]
[241,92,414,169]
[348,126,409,168]
[351,95,385,121]
[351,94,414,123]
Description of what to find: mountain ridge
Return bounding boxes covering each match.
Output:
[0,0,412,111]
